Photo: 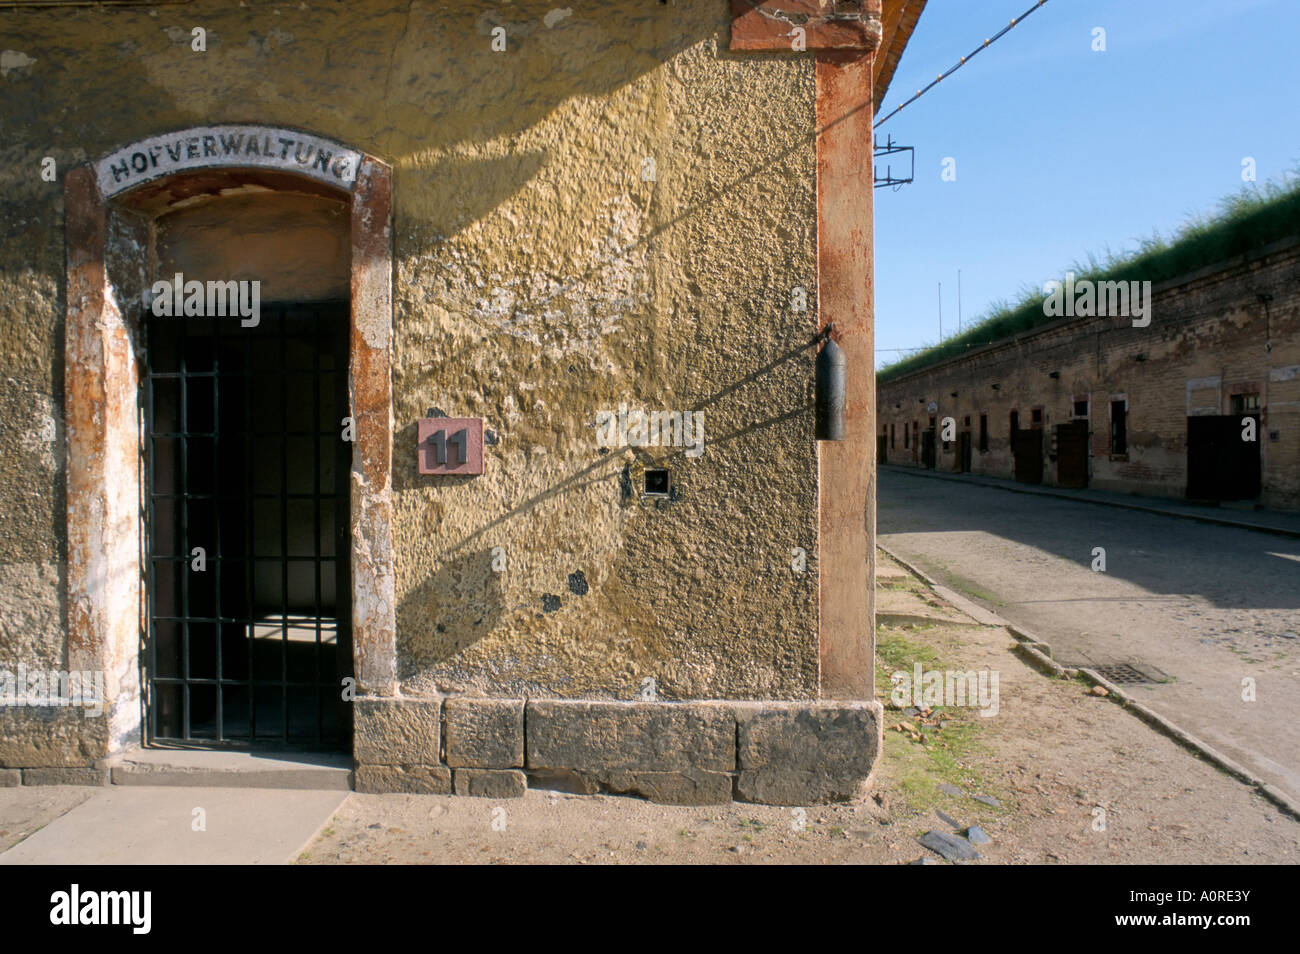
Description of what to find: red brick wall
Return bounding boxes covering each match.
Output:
[878,239,1300,510]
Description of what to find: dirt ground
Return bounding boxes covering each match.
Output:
[296,551,1300,864]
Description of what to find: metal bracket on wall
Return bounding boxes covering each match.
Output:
[874,134,914,189]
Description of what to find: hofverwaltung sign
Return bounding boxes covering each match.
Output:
[94,125,362,198]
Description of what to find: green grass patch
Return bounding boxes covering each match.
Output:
[942,572,1001,606]
[875,627,999,815]
[876,630,945,672]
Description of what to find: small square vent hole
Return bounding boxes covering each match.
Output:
[644,469,670,496]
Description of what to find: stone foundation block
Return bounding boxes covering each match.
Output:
[21,766,109,787]
[526,769,602,795]
[0,769,20,787]
[453,768,526,799]
[526,700,734,773]
[354,763,451,795]
[0,707,110,768]
[444,698,524,768]
[600,769,733,805]
[353,697,441,766]
[735,701,881,805]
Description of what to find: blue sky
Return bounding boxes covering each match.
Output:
[873,0,1298,369]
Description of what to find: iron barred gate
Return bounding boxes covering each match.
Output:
[142,302,353,749]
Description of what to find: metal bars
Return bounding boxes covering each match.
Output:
[142,301,351,750]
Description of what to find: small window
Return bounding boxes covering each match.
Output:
[890,423,896,449]
[978,414,988,453]
[1073,399,1088,418]
[1010,410,1019,434]
[904,423,910,449]
[963,415,971,428]
[1231,393,1261,414]
[1031,407,1043,426]
[1110,400,1127,455]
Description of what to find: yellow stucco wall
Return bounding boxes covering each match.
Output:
[0,0,821,704]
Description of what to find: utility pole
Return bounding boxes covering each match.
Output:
[938,282,943,340]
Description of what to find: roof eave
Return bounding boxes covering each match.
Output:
[873,0,928,107]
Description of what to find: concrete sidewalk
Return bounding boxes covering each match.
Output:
[881,464,1300,538]
[0,785,346,864]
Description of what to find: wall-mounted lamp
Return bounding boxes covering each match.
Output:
[815,323,845,441]
[1258,292,1274,353]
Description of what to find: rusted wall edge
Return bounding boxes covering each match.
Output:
[815,51,876,699]
[64,165,108,678]
[731,0,884,52]
[349,156,397,695]
[64,165,143,755]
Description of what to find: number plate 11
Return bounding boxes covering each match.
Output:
[417,417,484,475]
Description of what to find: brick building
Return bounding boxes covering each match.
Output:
[0,2,926,803]
[877,234,1300,512]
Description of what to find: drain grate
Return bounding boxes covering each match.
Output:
[1091,663,1167,686]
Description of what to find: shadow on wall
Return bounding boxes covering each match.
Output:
[0,1,720,572]
[398,335,822,549]
[4,1,727,186]
[385,1,730,161]
[394,334,822,674]
[404,152,549,244]
[4,0,734,289]
[397,546,506,676]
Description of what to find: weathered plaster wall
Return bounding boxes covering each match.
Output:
[156,192,351,302]
[0,195,64,675]
[391,7,820,701]
[0,1,820,716]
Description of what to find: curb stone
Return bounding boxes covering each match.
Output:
[1079,668,1300,822]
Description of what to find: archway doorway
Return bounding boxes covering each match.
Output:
[64,126,396,757]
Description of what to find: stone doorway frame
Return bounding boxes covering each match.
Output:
[64,126,396,757]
